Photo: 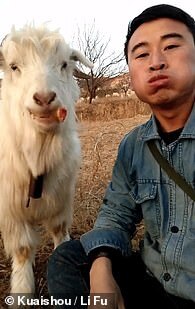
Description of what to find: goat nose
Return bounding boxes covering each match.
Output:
[33,91,56,106]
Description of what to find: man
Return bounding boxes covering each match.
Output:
[47,4,195,308]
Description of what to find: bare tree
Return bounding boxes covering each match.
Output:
[117,73,131,96]
[74,21,127,103]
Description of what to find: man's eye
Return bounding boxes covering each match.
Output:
[165,44,179,50]
[136,53,148,59]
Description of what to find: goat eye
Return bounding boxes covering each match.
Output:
[10,64,19,71]
[61,62,67,70]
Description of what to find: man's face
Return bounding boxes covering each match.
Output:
[127,18,195,108]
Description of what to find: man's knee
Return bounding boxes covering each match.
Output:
[47,239,90,295]
[48,239,88,272]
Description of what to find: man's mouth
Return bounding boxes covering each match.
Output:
[148,75,169,89]
[149,75,168,83]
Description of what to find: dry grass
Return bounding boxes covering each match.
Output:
[76,96,151,122]
[0,98,149,308]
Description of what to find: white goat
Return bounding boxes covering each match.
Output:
[0,24,92,294]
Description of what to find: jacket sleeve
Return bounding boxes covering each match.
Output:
[80,134,143,256]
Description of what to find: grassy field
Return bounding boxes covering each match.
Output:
[0,98,149,307]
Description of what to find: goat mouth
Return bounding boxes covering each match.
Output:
[29,111,56,124]
[29,108,67,124]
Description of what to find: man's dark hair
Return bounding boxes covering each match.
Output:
[124,4,195,63]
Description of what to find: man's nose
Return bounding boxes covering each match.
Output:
[149,52,166,71]
[149,63,165,71]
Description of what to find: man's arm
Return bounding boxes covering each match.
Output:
[89,256,125,309]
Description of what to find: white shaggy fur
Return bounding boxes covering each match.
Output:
[0,24,93,294]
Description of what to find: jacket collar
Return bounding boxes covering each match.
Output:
[140,103,195,142]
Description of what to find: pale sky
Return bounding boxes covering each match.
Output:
[0,0,195,56]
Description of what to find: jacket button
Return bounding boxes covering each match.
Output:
[171,226,179,233]
[163,272,171,281]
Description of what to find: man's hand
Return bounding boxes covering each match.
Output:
[89,257,125,309]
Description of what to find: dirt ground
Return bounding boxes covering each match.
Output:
[0,114,149,308]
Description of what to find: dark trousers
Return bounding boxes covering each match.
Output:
[47,239,194,309]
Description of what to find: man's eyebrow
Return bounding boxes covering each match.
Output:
[131,42,148,54]
[161,32,184,41]
[131,32,184,54]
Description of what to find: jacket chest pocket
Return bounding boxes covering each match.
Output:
[129,182,160,239]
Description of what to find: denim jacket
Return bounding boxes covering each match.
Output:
[80,104,195,302]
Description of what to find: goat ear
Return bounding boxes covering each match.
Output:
[0,49,4,69]
[70,49,93,69]
[73,68,91,79]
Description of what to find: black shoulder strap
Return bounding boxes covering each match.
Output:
[147,139,195,202]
